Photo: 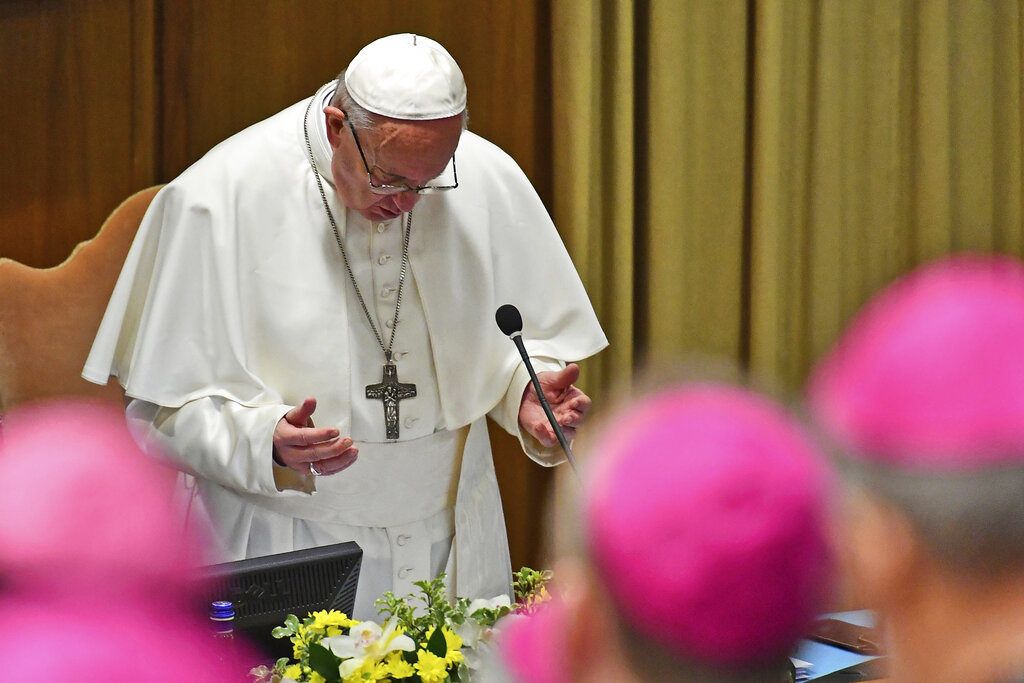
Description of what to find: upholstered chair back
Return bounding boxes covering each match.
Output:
[0,186,162,412]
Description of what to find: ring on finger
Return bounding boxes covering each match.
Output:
[309,462,323,477]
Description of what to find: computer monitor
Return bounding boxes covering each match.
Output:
[201,541,362,659]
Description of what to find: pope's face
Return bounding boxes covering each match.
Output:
[324,106,463,223]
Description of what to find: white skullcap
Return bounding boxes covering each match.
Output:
[344,33,467,120]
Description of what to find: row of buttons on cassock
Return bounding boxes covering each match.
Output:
[396,532,413,579]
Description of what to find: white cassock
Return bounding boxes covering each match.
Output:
[83,82,607,619]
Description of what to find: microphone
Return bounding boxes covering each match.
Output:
[495,304,579,474]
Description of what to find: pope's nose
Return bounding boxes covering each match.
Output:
[391,191,420,213]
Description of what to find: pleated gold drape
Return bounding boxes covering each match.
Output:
[551,1,638,397]
[553,0,1024,399]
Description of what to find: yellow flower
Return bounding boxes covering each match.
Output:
[385,652,415,679]
[441,627,464,665]
[424,626,465,666]
[522,587,552,613]
[282,663,302,680]
[309,672,326,683]
[310,609,356,630]
[292,622,319,659]
[341,656,389,683]
[414,649,449,683]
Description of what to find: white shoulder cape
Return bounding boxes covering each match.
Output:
[84,85,607,432]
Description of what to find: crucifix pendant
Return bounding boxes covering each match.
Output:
[366,362,417,439]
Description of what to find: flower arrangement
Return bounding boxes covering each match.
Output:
[250,567,552,683]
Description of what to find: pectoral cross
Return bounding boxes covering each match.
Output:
[366,362,417,440]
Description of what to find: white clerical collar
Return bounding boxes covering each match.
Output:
[305,81,338,188]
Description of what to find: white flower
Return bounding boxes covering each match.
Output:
[463,638,493,671]
[468,594,511,616]
[321,619,415,677]
[458,594,512,649]
[325,621,381,659]
[456,619,484,650]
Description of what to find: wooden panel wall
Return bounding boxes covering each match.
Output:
[158,1,551,193]
[0,0,553,569]
[0,0,156,268]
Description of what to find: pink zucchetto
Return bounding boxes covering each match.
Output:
[585,385,833,667]
[0,400,211,600]
[808,255,1024,470]
[0,594,255,681]
[500,599,571,683]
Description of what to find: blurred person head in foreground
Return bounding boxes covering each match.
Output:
[494,383,834,683]
[808,254,1024,683]
[0,400,254,681]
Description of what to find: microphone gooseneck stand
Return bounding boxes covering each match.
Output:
[495,304,579,476]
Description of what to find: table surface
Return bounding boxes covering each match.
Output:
[793,610,883,681]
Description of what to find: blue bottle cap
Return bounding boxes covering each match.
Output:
[210,600,235,620]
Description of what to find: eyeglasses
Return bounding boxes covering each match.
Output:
[346,120,459,195]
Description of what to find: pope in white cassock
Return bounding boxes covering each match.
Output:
[83,34,607,618]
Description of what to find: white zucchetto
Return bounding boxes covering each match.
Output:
[344,33,467,120]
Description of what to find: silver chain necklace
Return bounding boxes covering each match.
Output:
[303,94,417,439]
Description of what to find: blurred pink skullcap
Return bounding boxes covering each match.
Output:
[0,400,210,598]
[0,594,257,681]
[499,598,570,683]
[808,254,1024,470]
[585,385,833,667]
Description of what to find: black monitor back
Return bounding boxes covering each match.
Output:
[201,541,361,660]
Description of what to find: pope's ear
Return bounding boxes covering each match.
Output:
[323,105,347,147]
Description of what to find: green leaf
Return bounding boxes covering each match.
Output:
[307,642,342,683]
[427,625,448,658]
[284,614,301,632]
[271,626,292,639]
[275,657,291,671]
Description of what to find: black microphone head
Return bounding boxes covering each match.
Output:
[495,304,523,336]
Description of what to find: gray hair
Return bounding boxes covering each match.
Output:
[329,72,378,130]
[616,629,794,683]
[329,69,469,130]
[837,455,1024,574]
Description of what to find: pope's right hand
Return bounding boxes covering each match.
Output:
[273,397,358,476]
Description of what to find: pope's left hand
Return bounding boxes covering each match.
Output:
[518,363,593,448]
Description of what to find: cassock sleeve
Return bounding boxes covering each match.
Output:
[488,355,566,466]
[125,397,308,497]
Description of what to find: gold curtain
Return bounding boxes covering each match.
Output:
[750,0,1024,390]
[551,0,638,396]
[552,0,1024,399]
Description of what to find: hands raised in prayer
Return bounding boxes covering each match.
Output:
[518,363,593,448]
[273,397,358,476]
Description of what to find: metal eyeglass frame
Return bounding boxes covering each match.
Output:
[346,120,459,195]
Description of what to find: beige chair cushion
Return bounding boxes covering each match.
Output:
[0,186,163,411]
